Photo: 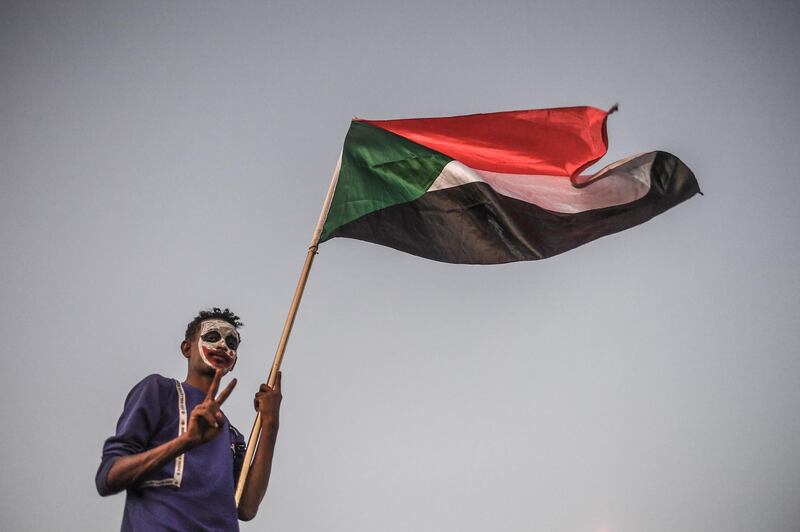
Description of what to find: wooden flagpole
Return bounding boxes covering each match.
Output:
[235,154,342,506]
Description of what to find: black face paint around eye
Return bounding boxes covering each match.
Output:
[225,336,239,350]
[202,331,221,342]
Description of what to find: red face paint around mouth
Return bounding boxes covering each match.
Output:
[202,346,234,369]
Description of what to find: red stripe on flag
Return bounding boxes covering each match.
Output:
[360,106,611,181]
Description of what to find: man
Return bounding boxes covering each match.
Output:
[96,308,281,530]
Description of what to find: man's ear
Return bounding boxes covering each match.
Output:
[180,340,191,359]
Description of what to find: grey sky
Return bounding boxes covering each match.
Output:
[2,1,799,531]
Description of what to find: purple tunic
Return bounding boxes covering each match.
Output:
[96,374,246,531]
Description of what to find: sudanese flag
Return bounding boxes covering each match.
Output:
[318,106,700,264]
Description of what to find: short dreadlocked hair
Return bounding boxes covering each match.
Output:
[184,307,243,342]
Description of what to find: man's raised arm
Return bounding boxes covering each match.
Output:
[98,371,237,494]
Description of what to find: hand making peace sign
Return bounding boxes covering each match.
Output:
[185,369,238,446]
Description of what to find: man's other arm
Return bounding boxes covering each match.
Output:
[238,372,282,521]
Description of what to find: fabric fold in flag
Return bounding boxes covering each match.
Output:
[319,106,700,264]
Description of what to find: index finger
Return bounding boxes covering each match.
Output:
[206,369,223,401]
[215,378,237,406]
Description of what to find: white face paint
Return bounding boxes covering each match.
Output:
[196,319,240,373]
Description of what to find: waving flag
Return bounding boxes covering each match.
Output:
[238,108,700,497]
[318,106,699,264]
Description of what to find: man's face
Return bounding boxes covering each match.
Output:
[194,319,240,373]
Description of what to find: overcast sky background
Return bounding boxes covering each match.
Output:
[2,1,799,531]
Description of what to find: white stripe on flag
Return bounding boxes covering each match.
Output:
[428,153,654,214]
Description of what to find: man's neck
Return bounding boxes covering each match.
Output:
[185,371,214,393]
